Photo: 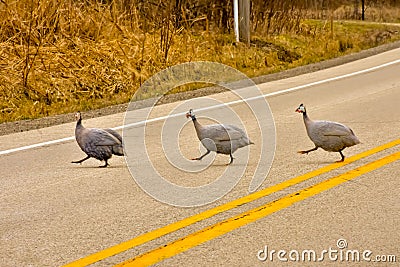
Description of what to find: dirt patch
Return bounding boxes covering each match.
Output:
[1,40,400,136]
[251,39,301,63]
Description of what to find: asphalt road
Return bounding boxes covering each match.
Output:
[1,47,400,267]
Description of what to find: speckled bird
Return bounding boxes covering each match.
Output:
[72,112,124,167]
[296,103,360,162]
[186,109,253,164]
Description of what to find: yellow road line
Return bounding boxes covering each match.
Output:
[117,150,400,266]
[62,139,400,267]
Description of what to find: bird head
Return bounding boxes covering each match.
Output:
[295,104,306,113]
[75,111,82,121]
[186,109,195,119]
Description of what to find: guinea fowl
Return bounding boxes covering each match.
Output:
[72,112,124,167]
[186,109,253,164]
[296,104,360,162]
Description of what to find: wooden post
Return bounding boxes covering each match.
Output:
[238,0,250,45]
[330,9,334,38]
[353,0,359,19]
[361,0,365,20]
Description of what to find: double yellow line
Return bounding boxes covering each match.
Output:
[63,139,400,267]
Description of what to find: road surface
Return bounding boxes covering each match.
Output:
[1,47,399,266]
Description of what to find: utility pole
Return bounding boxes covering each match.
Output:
[233,0,239,42]
[233,0,250,45]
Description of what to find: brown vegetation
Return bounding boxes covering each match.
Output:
[0,0,400,123]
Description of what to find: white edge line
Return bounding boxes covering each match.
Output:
[1,58,400,156]
[0,136,75,156]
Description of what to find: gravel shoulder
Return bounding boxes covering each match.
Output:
[1,40,400,136]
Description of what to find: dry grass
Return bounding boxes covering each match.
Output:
[1,0,400,123]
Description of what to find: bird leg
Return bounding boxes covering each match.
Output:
[192,150,211,161]
[298,146,318,155]
[71,155,90,164]
[227,153,234,165]
[336,150,345,163]
[99,160,109,168]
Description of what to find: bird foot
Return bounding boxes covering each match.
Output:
[335,159,345,163]
[99,161,109,168]
[297,151,308,154]
[191,158,201,161]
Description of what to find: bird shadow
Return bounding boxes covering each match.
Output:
[188,159,248,168]
[212,163,247,167]
[69,164,125,169]
[298,160,339,165]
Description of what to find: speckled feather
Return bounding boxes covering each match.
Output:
[188,110,253,156]
[304,118,360,152]
[296,104,360,162]
[73,112,123,166]
[75,126,123,160]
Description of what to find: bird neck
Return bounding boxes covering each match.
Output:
[191,116,200,127]
[302,110,309,120]
[302,110,313,128]
[76,118,84,130]
[191,116,203,136]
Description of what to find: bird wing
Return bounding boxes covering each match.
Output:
[104,128,123,143]
[204,124,245,141]
[315,121,354,137]
[87,128,122,146]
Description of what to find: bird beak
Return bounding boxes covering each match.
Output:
[186,113,191,118]
[295,108,300,113]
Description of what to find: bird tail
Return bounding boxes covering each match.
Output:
[112,145,124,156]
